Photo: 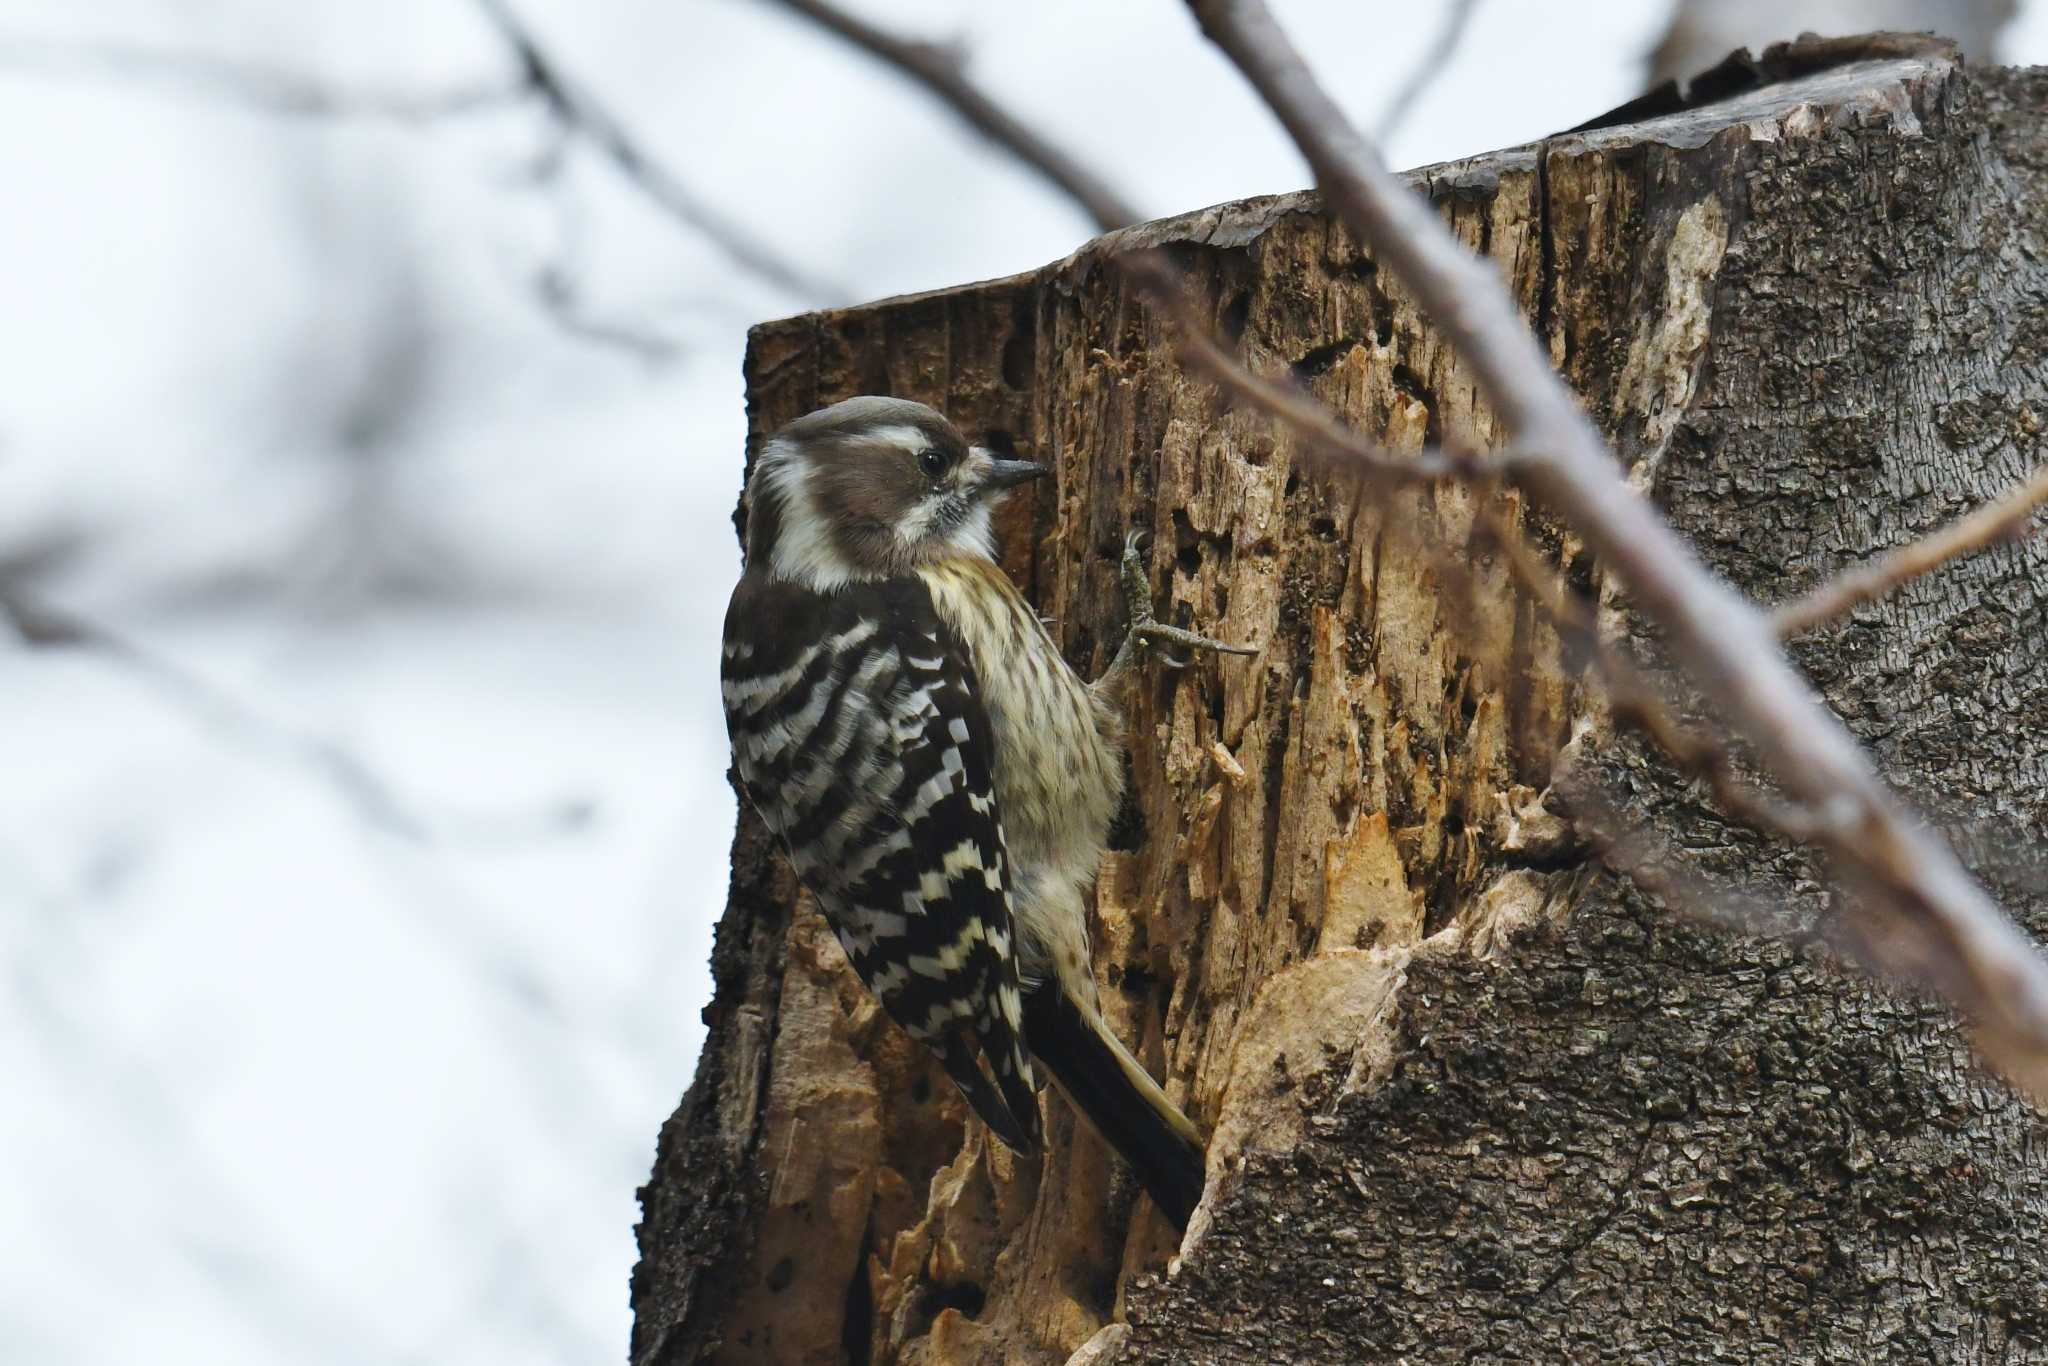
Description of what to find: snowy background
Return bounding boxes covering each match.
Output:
[3,2,2043,1361]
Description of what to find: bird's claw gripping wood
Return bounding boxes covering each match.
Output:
[1099,530,1257,696]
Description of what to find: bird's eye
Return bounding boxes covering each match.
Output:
[918,448,948,479]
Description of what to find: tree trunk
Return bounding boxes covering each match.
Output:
[633,44,2048,1365]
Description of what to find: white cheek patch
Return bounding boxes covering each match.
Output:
[897,493,947,547]
[947,501,995,559]
[757,442,864,591]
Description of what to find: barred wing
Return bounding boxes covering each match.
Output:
[720,573,1040,1153]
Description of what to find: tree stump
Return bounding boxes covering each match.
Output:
[633,42,2048,1365]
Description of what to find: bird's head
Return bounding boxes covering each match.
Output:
[745,396,1046,589]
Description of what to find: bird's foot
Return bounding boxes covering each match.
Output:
[1099,532,1256,693]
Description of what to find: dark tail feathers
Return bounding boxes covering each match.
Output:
[940,1032,1042,1156]
[1023,985,1206,1229]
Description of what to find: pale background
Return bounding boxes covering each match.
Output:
[3,2,2043,1361]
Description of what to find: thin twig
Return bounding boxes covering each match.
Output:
[0,19,845,306]
[0,586,430,840]
[0,36,519,121]
[757,0,1703,1020]
[471,0,847,303]
[760,0,1140,229]
[767,0,2048,1096]
[1774,464,2048,637]
[532,262,685,365]
[1570,789,1833,952]
[1120,251,1495,486]
[745,11,1485,489]
[1373,0,1487,147]
[761,3,1479,488]
[1184,0,2048,1095]
[1472,507,1838,845]
[0,585,590,845]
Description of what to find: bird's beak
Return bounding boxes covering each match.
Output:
[978,458,1049,496]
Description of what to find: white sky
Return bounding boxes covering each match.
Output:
[1,2,2042,1361]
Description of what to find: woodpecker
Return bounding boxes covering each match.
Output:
[720,395,1252,1229]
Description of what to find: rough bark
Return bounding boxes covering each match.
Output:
[634,49,2048,1365]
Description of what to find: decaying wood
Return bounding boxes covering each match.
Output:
[1189,9,2048,1096]
[634,52,2048,1365]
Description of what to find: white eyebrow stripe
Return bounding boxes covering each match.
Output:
[863,424,934,454]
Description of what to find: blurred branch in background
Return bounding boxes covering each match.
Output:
[472,0,848,304]
[1773,462,2048,638]
[1373,0,1486,145]
[0,2,846,355]
[763,0,1141,228]
[529,260,686,366]
[1183,0,2048,1099]
[764,0,2048,1101]
[1196,0,2048,1097]
[0,34,521,122]
[0,575,591,846]
[0,7,750,841]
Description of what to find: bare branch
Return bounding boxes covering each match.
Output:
[745,10,1466,489]
[1184,0,2048,1095]
[0,18,845,306]
[1570,787,1835,957]
[0,585,429,840]
[531,262,686,365]
[1472,506,1840,845]
[1373,0,1487,147]
[470,0,847,304]
[1119,251,1497,487]
[1774,463,2048,637]
[760,0,1141,230]
[762,0,2048,1097]
[755,2,1488,495]
[0,36,519,122]
[0,584,589,845]
[749,5,1480,492]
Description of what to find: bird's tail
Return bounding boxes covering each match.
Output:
[1022,984,1206,1229]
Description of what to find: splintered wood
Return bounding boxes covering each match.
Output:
[636,51,2048,1366]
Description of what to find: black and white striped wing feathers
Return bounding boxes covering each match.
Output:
[720,575,1041,1153]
